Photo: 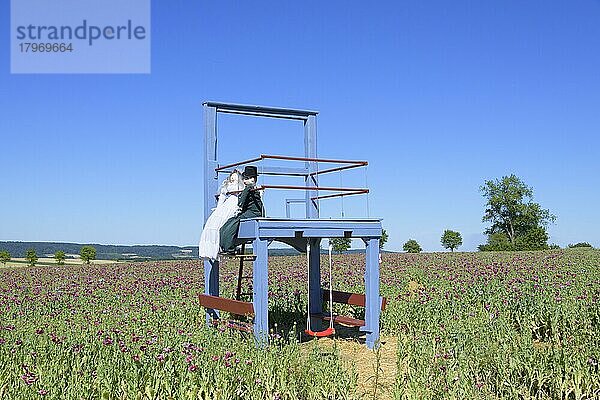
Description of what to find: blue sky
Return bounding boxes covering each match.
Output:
[1,1,599,251]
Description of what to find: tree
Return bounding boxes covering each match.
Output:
[480,175,555,250]
[379,229,388,249]
[568,242,593,248]
[54,250,66,265]
[330,238,351,254]
[515,226,549,251]
[80,246,96,264]
[0,250,10,266]
[478,232,513,251]
[25,249,38,267]
[441,230,462,252]
[403,239,422,253]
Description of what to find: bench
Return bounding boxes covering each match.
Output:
[313,289,387,327]
[198,294,254,332]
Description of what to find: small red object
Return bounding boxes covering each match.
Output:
[304,327,335,338]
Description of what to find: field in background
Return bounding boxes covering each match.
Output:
[1,258,119,268]
[0,249,598,399]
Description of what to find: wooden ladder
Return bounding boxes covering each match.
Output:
[234,243,256,301]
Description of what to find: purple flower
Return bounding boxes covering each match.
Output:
[21,373,37,385]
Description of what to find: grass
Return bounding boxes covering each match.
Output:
[0,249,598,399]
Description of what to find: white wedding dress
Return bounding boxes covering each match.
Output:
[198,171,245,260]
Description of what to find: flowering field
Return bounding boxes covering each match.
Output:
[385,250,600,399]
[0,249,599,399]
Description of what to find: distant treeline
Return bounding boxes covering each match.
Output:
[0,241,388,261]
[0,241,199,260]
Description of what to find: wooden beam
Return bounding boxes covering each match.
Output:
[321,289,387,311]
[198,294,254,316]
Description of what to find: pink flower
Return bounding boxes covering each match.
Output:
[21,373,37,385]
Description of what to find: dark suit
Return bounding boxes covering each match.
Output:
[219,185,264,253]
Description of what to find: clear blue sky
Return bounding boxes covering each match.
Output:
[1,1,599,251]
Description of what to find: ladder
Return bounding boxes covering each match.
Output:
[233,243,256,301]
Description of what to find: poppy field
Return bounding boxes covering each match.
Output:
[0,249,599,399]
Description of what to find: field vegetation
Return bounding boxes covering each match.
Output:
[0,249,598,399]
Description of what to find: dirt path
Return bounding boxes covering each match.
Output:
[303,335,397,399]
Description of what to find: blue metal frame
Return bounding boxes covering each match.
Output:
[285,199,306,218]
[202,102,382,349]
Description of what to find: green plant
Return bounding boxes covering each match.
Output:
[391,249,600,399]
[0,250,10,266]
[403,239,422,253]
[330,237,351,254]
[379,229,388,249]
[441,230,462,252]
[514,226,549,250]
[0,259,358,399]
[480,174,555,249]
[54,250,66,265]
[370,340,383,400]
[25,248,38,267]
[80,246,96,264]
[479,232,513,251]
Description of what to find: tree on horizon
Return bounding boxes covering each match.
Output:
[480,174,555,251]
[80,246,96,265]
[330,238,351,254]
[441,230,462,252]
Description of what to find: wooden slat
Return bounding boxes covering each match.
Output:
[322,289,366,307]
[210,319,253,333]
[312,313,366,327]
[321,289,387,310]
[325,315,366,327]
[199,294,254,316]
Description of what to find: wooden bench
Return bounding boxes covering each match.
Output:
[199,294,255,316]
[198,294,254,332]
[314,289,387,327]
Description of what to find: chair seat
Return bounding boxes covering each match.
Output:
[312,313,366,327]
